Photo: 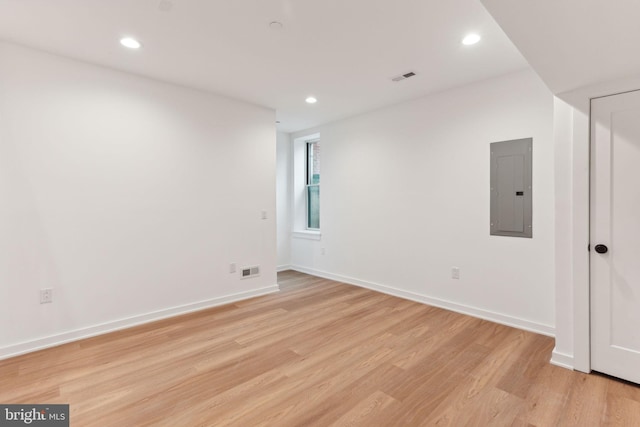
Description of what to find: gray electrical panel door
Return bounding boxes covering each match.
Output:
[490,138,532,238]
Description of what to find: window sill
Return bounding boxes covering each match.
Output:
[292,230,322,241]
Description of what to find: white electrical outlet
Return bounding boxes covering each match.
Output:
[229,263,236,273]
[451,267,460,280]
[261,210,268,220]
[321,247,326,255]
[40,289,53,304]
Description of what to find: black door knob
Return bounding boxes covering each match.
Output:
[595,244,608,254]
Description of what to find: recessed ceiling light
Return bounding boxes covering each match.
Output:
[462,34,481,46]
[269,21,284,30]
[120,37,142,49]
[305,97,317,104]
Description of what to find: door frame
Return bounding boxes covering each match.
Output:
[589,89,640,381]
[556,76,640,373]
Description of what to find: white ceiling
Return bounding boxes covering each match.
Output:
[0,0,529,133]
[481,0,640,95]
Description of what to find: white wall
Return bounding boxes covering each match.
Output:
[0,42,277,358]
[288,69,555,334]
[276,131,292,269]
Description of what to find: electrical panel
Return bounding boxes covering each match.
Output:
[490,138,532,238]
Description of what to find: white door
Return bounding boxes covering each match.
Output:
[591,89,640,384]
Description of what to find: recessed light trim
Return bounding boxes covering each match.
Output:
[462,34,481,46]
[305,96,317,104]
[120,37,142,49]
[269,21,284,30]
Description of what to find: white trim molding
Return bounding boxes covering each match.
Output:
[0,285,279,361]
[277,264,292,272]
[550,348,574,370]
[292,230,322,240]
[291,266,555,337]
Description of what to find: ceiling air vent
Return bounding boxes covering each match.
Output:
[391,72,416,82]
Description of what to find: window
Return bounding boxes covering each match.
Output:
[292,132,320,238]
[306,141,320,229]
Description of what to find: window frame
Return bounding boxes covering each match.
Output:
[305,140,320,230]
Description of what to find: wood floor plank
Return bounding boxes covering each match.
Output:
[603,393,640,426]
[495,333,554,398]
[555,370,611,426]
[446,387,524,426]
[1,271,640,426]
[329,391,400,427]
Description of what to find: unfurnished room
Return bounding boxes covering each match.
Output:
[1,0,640,426]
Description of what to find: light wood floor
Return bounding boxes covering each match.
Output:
[2,271,640,426]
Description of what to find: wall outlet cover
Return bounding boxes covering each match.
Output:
[40,289,53,304]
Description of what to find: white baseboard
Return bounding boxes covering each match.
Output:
[277,264,292,272]
[291,265,555,337]
[550,348,574,370]
[0,285,279,361]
